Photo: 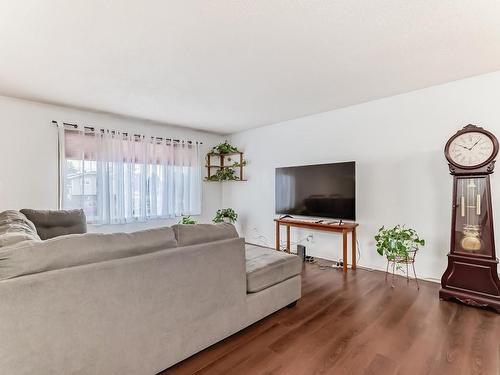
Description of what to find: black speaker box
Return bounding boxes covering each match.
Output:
[297,244,306,262]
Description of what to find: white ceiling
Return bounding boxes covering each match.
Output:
[1,1,500,134]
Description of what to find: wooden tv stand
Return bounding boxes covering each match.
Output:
[274,218,359,273]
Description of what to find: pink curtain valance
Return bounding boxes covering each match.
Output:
[64,129,198,165]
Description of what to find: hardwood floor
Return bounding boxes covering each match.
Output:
[162,263,500,375]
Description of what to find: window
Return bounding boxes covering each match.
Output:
[60,126,201,224]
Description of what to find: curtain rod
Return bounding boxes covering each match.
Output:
[51,120,203,145]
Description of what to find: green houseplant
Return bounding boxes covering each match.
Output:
[375,225,425,289]
[227,158,247,168]
[179,216,197,225]
[375,225,425,265]
[207,168,239,181]
[210,140,239,154]
[213,208,238,224]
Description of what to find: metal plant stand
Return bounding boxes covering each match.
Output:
[385,248,419,290]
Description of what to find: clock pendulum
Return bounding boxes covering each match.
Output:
[441,124,500,313]
[460,178,482,251]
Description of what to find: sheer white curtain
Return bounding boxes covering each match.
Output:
[61,126,201,224]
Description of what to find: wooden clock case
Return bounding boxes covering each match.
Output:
[440,125,500,313]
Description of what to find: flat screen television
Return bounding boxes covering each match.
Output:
[275,161,355,220]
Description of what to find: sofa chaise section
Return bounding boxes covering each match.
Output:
[245,243,302,293]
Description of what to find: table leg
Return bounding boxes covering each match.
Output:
[275,222,280,251]
[343,231,348,273]
[286,225,291,253]
[352,228,357,270]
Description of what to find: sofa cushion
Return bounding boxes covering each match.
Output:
[0,226,177,280]
[20,209,87,240]
[171,223,238,247]
[245,244,302,293]
[0,210,41,247]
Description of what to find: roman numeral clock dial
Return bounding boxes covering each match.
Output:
[448,132,494,167]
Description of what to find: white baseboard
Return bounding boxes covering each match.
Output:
[312,257,441,285]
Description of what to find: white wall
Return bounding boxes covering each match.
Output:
[0,95,224,232]
[224,71,500,281]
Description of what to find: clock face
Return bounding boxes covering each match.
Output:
[448,131,495,167]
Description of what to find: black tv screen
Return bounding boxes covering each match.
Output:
[275,162,355,220]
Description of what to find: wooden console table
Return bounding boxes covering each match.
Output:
[274,218,358,273]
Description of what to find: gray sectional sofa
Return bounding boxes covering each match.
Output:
[0,210,302,375]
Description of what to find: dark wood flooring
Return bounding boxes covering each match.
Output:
[162,263,500,375]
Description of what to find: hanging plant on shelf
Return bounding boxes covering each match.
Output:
[213,208,238,224]
[178,215,197,225]
[227,158,248,168]
[210,140,240,154]
[207,167,240,181]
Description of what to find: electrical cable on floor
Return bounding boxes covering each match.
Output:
[313,258,333,270]
[279,236,313,250]
[252,227,364,272]
[314,238,362,271]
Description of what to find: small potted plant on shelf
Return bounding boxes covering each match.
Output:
[213,208,238,224]
[207,168,239,181]
[179,216,197,225]
[210,140,240,154]
[374,225,425,289]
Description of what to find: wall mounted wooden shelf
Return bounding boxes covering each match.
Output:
[205,151,247,182]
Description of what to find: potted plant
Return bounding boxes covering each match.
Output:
[179,216,197,225]
[374,225,425,288]
[210,140,239,155]
[213,208,238,224]
[207,168,239,181]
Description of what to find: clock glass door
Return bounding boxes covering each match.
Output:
[455,176,492,256]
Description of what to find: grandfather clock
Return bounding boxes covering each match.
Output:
[441,124,500,312]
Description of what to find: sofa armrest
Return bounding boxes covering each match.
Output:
[0,237,246,375]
